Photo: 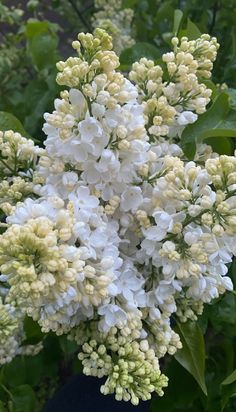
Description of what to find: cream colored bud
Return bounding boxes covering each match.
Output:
[118,140,130,150]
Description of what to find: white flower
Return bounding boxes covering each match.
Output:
[98,304,127,332]
[7,199,56,225]
[70,186,99,210]
[177,111,198,126]
[153,211,173,231]
[184,228,202,245]
[221,276,233,291]
[89,226,109,248]
[62,171,79,188]
[115,261,145,306]
[120,187,143,212]
[69,89,86,117]
[78,116,103,143]
[91,102,106,118]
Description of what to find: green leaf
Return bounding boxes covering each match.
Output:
[59,335,77,356]
[11,385,35,412]
[202,79,218,100]
[23,355,44,386]
[173,9,183,36]
[41,334,62,378]
[25,21,50,38]
[122,0,139,7]
[156,1,175,23]
[25,20,59,39]
[0,112,30,138]
[25,20,59,71]
[227,88,236,110]
[150,359,199,411]
[120,42,160,70]
[222,370,236,386]
[27,34,58,71]
[207,293,236,333]
[186,19,202,39]
[4,358,27,388]
[23,78,59,136]
[175,321,207,396]
[23,316,44,344]
[204,136,233,155]
[179,19,202,40]
[181,93,236,158]
[221,382,236,411]
[0,400,4,412]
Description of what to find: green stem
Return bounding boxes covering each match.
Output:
[67,0,92,31]
[0,158,15,174]
[0,384,13,402]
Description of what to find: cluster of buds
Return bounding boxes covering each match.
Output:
[0,299,22,364]
[56,29,118,88]
[175,298,204,322]
[0,130,42,213]
[142,309,183,358]
[0,298,43,364]
[129,35,219,139]
[206,154,236,190]
[0,130,41,176]
[104,195,120,215]
[92,0,135,54]
[0,176,33,209]
[0,194,121,335]
[172,34,219,78]
[100,341,168,405]
[78,329,168,405]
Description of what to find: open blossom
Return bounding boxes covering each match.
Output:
[136,156,235,324]
[41,37,149,206]
[120,186,143,212]
[177,111,198,125]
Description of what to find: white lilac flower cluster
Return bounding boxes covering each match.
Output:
[0,130,44,364]
[92,0,135,54]
[0,130,43,215]
[0,29,234,405]
[129,34,219,139]
[0,298,23,364]
[0,297,42,364]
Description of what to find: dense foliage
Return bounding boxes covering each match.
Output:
[1,1,236,411]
